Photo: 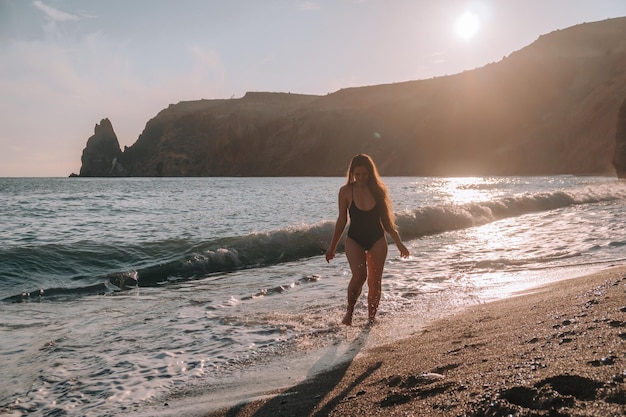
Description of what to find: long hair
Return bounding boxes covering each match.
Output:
[345,154,396,233]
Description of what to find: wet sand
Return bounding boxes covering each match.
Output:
[199,266,626,416]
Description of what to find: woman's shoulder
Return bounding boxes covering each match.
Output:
[338,184,353,200]
[339,184,352,194]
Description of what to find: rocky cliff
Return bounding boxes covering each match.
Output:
[76,17,626,177]
[78,118,126,177]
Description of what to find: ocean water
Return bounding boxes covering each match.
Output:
[2,176,626,416]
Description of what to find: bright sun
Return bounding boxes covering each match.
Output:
[455,11,480,40]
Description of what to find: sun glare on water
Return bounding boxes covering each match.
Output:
[455,11,480,41]
[440,177,500,205]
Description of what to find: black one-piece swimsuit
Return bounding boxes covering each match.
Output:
[347,187,385,250]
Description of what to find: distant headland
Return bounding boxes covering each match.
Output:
[72,17,626,178]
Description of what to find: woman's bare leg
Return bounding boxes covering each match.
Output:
[366,237,388,323]
[343,237,367,325]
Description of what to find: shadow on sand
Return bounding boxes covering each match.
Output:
[218,325,378,417]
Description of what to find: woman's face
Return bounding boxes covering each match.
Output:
[352,165,370,184]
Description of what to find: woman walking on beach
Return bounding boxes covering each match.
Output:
[326,154,409,325]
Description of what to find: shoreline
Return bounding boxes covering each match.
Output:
[188,265,626,416]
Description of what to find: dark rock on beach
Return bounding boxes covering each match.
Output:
[612,96,626,178]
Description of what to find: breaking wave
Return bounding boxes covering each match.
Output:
[4,185,623,302]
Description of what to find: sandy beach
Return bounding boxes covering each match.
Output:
[197,266,626,417]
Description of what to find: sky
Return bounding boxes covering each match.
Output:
[1,1,625,177]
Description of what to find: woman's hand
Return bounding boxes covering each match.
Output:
[325,249,335,263]
[397,242,410,258]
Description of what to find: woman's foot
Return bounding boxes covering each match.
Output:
[342,309,353,326]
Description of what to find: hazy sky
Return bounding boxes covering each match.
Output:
[1,0,625,177]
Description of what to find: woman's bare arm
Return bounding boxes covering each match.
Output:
[386,228,410,258]
[326,186,350,262]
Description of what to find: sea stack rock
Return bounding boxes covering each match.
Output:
[612,98,626,179]
[79,118,126,177]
